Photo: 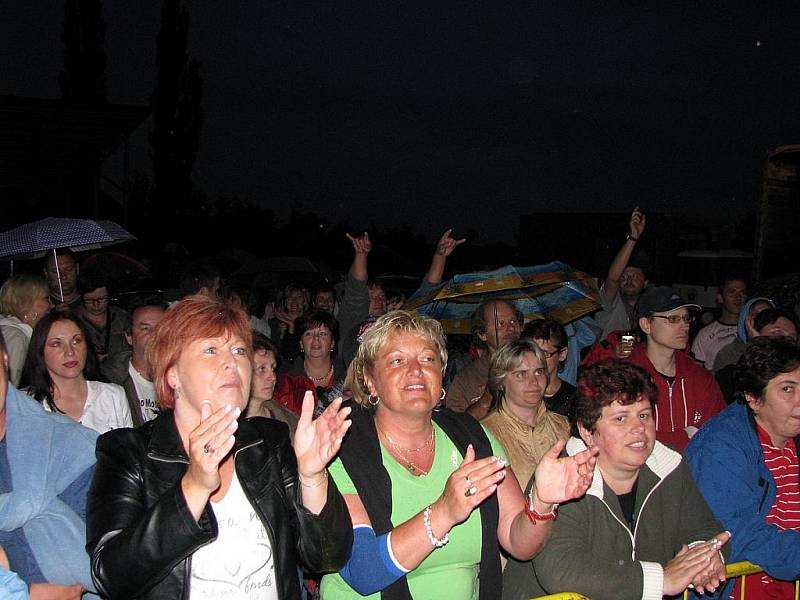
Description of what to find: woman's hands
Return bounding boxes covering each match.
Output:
[181,402,240,519]
[663,532,730,596]
[533,440,599,505]
[294,392,351,479]
[433,445,507,529]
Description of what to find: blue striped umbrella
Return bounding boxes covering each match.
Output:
[404,262,601,333]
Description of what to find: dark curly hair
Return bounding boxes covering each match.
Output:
[733,336,800,406]
[573,359,658,433]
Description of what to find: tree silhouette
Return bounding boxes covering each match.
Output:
[150,0,203,215]
[60,0,107,104]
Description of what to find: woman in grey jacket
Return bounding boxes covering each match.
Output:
[503,360,730,600]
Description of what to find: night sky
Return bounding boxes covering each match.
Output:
[4,3,800,242]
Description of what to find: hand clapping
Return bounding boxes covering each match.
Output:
[533,440,599,505]
[293,392,352,479]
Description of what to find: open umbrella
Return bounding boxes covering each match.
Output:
[0,218,136,300]
[403,262,602,334]
[0,218,136,260]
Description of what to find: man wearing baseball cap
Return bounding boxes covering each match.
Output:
[628,286,726,450]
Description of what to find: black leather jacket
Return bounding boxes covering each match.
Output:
[86,411,352,599]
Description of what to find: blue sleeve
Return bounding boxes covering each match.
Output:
[686,432,800,581]
[339,526,407,595]
[57,464,95,522]
[0,566,28,599]
[0,528,45,585]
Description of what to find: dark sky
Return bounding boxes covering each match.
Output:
[4,3,800,242]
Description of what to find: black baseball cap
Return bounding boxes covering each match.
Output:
[637,286,701,317]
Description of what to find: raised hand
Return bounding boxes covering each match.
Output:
[434,229,466,257]
[533,440,599,505]
[184,401,240,494]
[435,445,507,526]
[294,392,352,478]
[346,232,372,255]
[629,206,646,239]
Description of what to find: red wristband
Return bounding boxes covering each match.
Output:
[525,499,558,524]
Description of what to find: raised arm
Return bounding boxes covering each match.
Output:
[346,232,372,282]
[602,207,645,303]
[422,229,465,287]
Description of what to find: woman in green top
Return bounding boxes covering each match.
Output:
[321,311,599,600]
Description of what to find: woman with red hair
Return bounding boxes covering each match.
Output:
[86,295,353,600]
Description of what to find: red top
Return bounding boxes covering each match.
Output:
[732,425,799,600]
[273,373,316,416]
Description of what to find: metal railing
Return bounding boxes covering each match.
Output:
[530,562,799,600]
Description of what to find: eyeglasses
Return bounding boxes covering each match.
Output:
[540,347,564,358]
[492,318,520,329]
[650,314,694,324]
[84,297,110,305]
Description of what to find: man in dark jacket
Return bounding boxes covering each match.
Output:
[101,295,166,426]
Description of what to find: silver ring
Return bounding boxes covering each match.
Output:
[464,486,478,497]
[203,443,213,454]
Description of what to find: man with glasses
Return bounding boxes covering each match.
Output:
[630,287,726,450]
[447,299,523,416]
[594,207,649,341]
[77,270,128,362]
[522,319,575,420]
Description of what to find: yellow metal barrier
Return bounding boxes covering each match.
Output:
[531,562,799,600]
[529,594,589,600]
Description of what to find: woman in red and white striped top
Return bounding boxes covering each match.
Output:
[686,336,800,600]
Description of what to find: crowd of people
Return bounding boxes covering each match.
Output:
[0,209,797,599]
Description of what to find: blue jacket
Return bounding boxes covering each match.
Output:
[0,384,98,592]
[685,403,800,586]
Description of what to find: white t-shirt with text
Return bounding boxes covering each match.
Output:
[129,363,159,422]
[190,471,279,600]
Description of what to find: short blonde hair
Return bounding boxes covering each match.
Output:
[346,310,448,407]
[0,275,49,320]
[487,339,549,412]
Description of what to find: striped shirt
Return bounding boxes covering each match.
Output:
[732,425,799,600]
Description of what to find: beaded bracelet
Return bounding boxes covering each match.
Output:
[422,505,449,548]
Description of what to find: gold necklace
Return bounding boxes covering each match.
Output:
[377,424,435,476]
[306,362,334,384]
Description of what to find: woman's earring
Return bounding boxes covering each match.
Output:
[368,393,380,406]
[433,387,446,410]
